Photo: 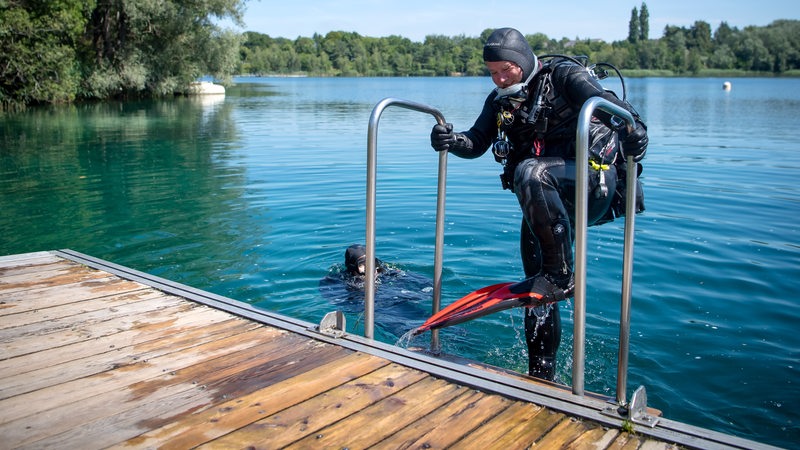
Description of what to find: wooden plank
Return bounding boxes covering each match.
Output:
[1,300,197,360]
[0,315,254,398]
[21,338,355,449]
[0,254,699,450]
[605,433,651,450]
[0,324,284,426]
[173,338,354,407]
[0,251,59,268]
[0,290,187,346]
[0,259,80,279]
[0,276,146,317]
[285,377,465,449]
[122,351,392,449]
[566,426,622,450]
[0,324,300,447]
[0,305,240,378]
[198,362,429,450]
[448,401,554,449]
[371,389,513,449]
[3,377,220,449]
[0,260,110,293]
[531,416,597,448]
[0,283,158,328]
[480,406,566,449]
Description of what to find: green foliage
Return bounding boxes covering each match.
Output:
[82,0,245,98]
[639,3,649,41]
[2,0,800,109]
[0,0,91,109]
[628,7,640,44]
[2,0,245,109]
[238,18,800,78]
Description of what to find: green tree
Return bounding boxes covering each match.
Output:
[628,7,639,43]
[663,25,688,72]
[82,0,245,98]
[0,0,91,108]
[2,0,245,108]
[713,21,738,48]
[422,34,458,75]
[639,2,650,41]
[709,45,736,69]
[635,40,658,69]
[527,32,555,54]
[688,20,712,53]
[753,20,800,72]
[736,33,771,71]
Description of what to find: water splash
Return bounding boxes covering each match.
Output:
[396,327,424,348]
[524,302,556,342]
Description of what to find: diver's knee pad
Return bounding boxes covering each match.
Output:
[512,158,564,206]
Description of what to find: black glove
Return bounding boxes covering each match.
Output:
[430,123,455,152]
[619,120,648,161]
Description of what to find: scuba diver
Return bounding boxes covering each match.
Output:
[343,243,388,285]
[319,244,432,340]
[429,27,648,381]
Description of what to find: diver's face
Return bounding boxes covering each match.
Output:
[355,257,379,279]
[486,60,523,89]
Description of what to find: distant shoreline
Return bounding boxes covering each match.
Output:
[235,69,800,79]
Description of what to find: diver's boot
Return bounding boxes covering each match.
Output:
[512,273,572,304]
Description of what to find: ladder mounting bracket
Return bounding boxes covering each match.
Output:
[317,311,346,338]
[601,385,660,428]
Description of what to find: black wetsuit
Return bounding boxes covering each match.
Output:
[449,58,647,380]
[319,245,433,340]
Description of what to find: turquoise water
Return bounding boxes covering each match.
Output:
[2,77,799,448]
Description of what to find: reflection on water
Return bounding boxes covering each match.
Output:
[1,77,799,448]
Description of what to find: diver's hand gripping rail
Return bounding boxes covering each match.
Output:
[365,98,447,351]
[573,97,638,404]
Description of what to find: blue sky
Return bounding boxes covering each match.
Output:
[229,0,797,42]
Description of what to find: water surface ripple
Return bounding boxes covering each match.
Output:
[1,77,798,448]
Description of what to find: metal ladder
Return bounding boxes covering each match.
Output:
[358,96,653,424]
[364,98,448,352]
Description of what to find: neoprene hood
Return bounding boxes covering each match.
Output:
[345,244,367,274]
[483,28,538,79]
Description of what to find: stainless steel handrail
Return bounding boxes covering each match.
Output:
[365,98,447,352]
[365,96,638,405]
[573,97,638,404]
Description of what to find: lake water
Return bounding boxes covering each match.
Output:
[2,76,799,448]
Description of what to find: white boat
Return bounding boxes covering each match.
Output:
[187,81,225,95]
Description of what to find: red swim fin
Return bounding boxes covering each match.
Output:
[412,278,550,336]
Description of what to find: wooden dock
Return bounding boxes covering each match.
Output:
[0,250,774,449]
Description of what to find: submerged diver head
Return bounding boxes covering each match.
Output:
[344,244,382,277]
[483,27,538,84]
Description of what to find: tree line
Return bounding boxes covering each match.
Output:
[239,15,800,77]
[2,1,799,110]
[1,0,245,110]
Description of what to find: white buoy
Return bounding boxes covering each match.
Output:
[723,81,732,91]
